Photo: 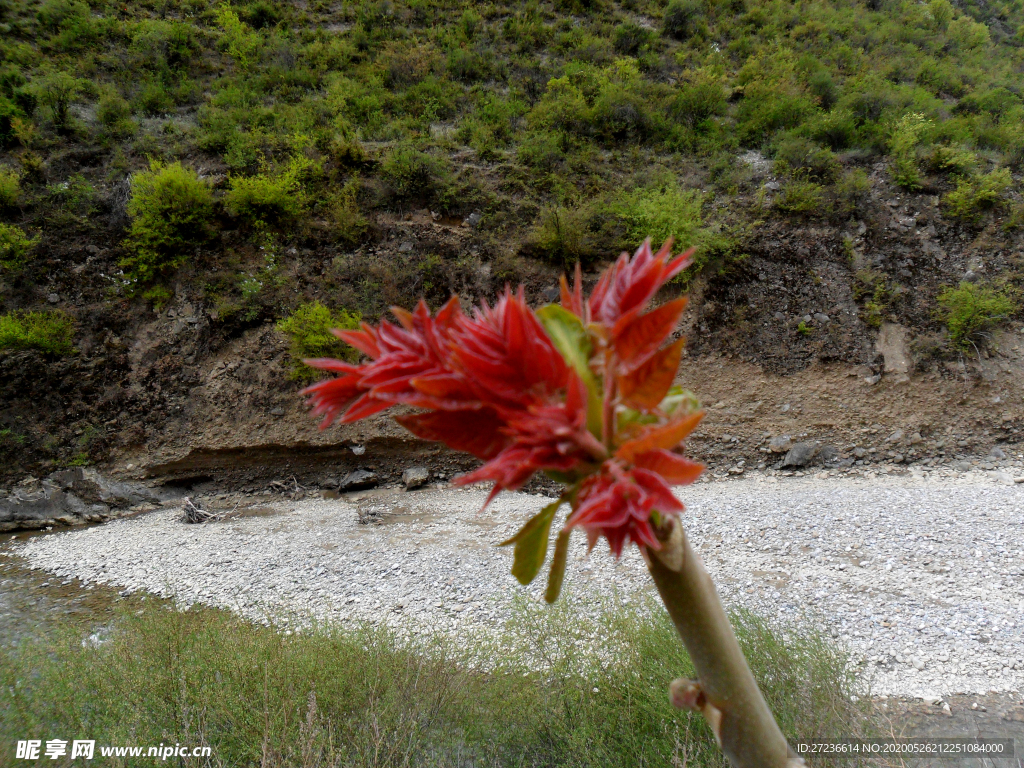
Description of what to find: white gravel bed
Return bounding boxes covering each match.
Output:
[7,471,1024,699]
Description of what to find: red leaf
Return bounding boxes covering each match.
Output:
[559,262,585,318]
[615,411,704,463]
[390,306,415,331]
[396,409,508,459]
[335,324,380,359]
[618,338,685,411]
[613,297,688,368]
[339,392,392,423]
[634,449,704,485]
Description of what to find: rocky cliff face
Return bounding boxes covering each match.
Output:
[1,158,1022,490]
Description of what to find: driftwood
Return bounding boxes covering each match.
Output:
[181,497,231,524]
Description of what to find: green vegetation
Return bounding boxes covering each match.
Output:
[224,156,317,227]
[0,0,1021,366]
[943,167,1013,223]
[1,595,871,767]
[0,166,20,209]
[0,310,74,354]
[937,282,1017,350]
[122,161,214,286]
[277,300,362,380]
[0,222,37,269]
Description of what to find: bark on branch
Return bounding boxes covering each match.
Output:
[647,517,806,768]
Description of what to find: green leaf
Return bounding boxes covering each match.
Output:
[544,529,571,603]
[659,385,701,416]
[499,500,561,586]
[536,304,602,434]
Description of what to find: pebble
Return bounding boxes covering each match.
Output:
[7,473,1024,698]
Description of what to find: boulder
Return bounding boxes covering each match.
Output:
[0,468,164,532]
[401,467,430,490]
[876,323,912,375]
[339,469,378,491]
[768,435,793,453]
[782,441,820,468]
[818,445,839,464]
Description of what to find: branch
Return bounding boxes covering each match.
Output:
[646,517,805,768]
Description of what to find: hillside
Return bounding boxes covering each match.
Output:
[1,0,1023,482]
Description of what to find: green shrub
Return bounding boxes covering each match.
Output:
[142,284,173,311]
[616,184,704,249]
[0,165,20,209]
[0,222,37,269]
[134,80,173,117]
[834,168,872,215]
[942,168,1012,223]
[772,136,838,181]
[326,178,368,246]
[34,71,83,130]
[122,161,215,284]
[277,301,362,380]
[948,16,990,49]
[96,92,129,127]
[670,78,726,129]
[613,23,653,56]
[0,310,74,354]
[528,204,593,266]
[925,144,977,176]
[937,282,1016,349]
[223,157,315,225]
[890,113,930,190]
[381,145,450,202]
[216,3,262,70]
[662,0,703,40]
[736,89,816,146]
[775,176,827,215]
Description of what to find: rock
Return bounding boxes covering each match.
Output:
[763,181,780,192]
[350,444,366,456]
[269,407,285,416]
[992,471,1015,485]
[989,447,1007,460]
[876,323,912,375]
[887,429,904,444]
[339,470,377,491]
[0,468,167,532]
[893,453,905,463]
[813,312,830,325]
[908,432,923,445]
[541,286,559,302]
[463,212,482,228]
[768,435,793,453]
[402,467,430,490]
[954,460,972,472]
[398,241,414,253]
[782,442,820,468]
[47,293,60,304]
[853,447,867,458]
[865,374,881,385]
[818,445,839,464]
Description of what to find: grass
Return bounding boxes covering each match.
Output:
[0,593,873,767]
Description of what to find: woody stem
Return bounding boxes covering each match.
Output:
[646,518,803,768]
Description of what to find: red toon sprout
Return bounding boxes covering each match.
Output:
[301,239,705,600]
